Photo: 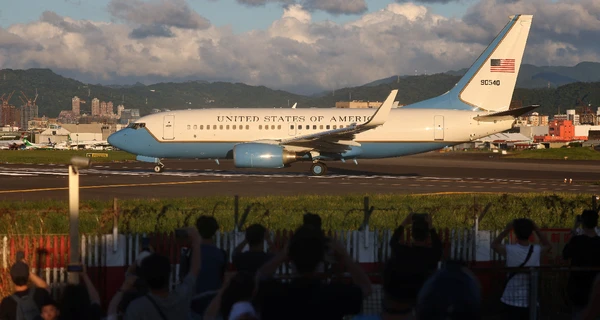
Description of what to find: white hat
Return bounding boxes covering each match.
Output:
[228,301,257,320]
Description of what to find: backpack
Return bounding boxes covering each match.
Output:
[10,288,40,320]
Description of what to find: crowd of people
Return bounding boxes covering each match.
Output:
[1,211,600,320]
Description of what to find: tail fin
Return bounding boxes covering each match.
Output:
[453,14,532,112]
[407,14,532,112]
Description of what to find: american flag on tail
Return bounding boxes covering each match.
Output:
[490,59,515,73]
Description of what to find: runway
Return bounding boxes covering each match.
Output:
[1,152,600,201]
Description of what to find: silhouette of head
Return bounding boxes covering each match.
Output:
[288,225,326,274]
[245,224,266,247]
[140,254,171,290]
[196,215,219,239]
[303,213,322,230]
[582,210,599,229]
[513,218,534,241]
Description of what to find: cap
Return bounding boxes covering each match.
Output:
[10,261,29,279]
[228,301,257,320]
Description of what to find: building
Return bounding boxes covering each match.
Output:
[0,105,20,127]
[107,102,114,115]
[38,125,71,144]
[57,110,78,124]
[91,98,100,116]
[533,120,588,143]
[518,126,549,138]
[117,105,125,117]
[527,112,549,126]
[28,117,58,131]
[60,123,105,142]
[100,101,107,115]
[119,109,140,125]
[20,104,39,131]
[72,96,81,115]
[336,101,383,109]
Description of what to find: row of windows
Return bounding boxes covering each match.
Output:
[186,124,346,130]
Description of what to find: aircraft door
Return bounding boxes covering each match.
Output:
[434,115,444,140]
[288,123,297,136]
[163,115,175,140]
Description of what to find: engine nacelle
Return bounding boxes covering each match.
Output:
[233,143,300,168]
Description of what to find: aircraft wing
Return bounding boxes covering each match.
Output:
[278,90,398,153]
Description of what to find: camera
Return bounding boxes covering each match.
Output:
[70,156,91,169]
[141,237,151,251]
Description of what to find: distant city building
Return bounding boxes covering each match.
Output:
[119,109,140,125]
[72,96,81,115]
[527,112,549,126]
[57,110,78,124]
[0,105,20,127]
[117,105,125,117]
[336,101,383,109]
[100,101,107,115]
[107,101,114,115]
[20,104,39,131]
[91,98,100,116]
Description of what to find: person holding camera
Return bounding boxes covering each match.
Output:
[563,210,600,320]
[0,256,51,320]
[385,213,442,316]
[491,218,551,320]
[123,226,202,320]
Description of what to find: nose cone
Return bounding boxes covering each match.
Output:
[108,130,127,151]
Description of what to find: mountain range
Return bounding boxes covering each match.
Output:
[0,62,599,119]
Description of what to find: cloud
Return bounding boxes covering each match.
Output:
[108,0,210,30]
[0,0,598,95]
[236,0,366,15]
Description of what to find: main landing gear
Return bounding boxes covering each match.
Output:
[310,162,327,176]
[154,162,165,173]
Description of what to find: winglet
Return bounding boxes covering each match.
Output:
[362,89,398,127]
[292,103,297,109]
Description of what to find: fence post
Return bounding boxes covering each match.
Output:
[593,195,598,212]
[113,198,119,253]
[529,268,540,320]
[234,195,239,232]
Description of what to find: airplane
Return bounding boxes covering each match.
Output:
[108,14,535,176]
[0,133,26,150]
[22,138,54,150]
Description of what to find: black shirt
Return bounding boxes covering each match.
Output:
[563,234,600,306]
[0,287,51,320]
[257,277,363,320]
[232,251,275,275]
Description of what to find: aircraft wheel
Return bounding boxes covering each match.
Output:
[310,162,327,176]
[154,165,164,173]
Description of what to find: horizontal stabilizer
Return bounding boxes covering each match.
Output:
[473,105,539,122]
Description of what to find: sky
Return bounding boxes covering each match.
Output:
[0,0,598,95]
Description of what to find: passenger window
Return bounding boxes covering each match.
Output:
[213,125,217,130]
[187,125,191,130]
[326,125,330,129]
[259,125,262,130]
[271,125,275,130]
[299,125,302,129]
[333,125,337,129]
[206,125,210,130]
[219,125,223,130]
[193,125,197,130]
[239,125,242,130]
[226,125,230,130]
[313,125,316,130]
[246,125,249,130]
[320,125,323,129]
[291,125,294,129]
[233,125,236,130]
[200,125,203,130]
[277,125,281,130]
[265,125,269,130]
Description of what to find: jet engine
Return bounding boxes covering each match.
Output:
[233,143,301,168]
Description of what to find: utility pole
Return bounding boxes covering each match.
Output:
[67,156,91,285]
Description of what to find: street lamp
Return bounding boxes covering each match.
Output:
[67,156,91,284]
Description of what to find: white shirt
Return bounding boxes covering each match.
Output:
[501,244,541,307]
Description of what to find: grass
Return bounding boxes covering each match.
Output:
[0,150,136,164]
[0,193,594,235]
[505,147,600,160]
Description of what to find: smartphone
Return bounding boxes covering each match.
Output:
[141,237,150,251]
[67,264,83,272]
[175,228,188,238]
[16,251,24,262]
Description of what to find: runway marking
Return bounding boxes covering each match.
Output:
[0,180,222,194]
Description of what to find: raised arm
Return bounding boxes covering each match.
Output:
[491,221,513,257]
[533,222,552,254]
[332,240,372,298]
[29,272,49,292]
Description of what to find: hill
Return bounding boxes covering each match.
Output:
[0,66,599,118]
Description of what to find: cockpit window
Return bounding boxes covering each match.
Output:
[127,123,146,130]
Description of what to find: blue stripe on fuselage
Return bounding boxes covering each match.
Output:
[109,128,452,161]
